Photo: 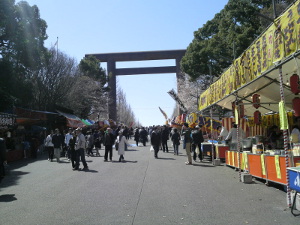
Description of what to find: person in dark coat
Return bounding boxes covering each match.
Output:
[103,128,115,161]
[68,132,77,169]
[134,128,140,147]
[93,130,101,156]
[139,127,148,146]
[161,125,169,153]
[171,128,180,155]
[0,138,7,183]
[52,129,63,162]
[191,125,204,162]
[151,126,161,159]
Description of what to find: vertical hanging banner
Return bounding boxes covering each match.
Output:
[279,101,289,130]
[241,153,245,170]
[235,108,239,125]
[261,154,266,176]
[281,3,297,57]
[243,152,248,170]
[275,155,282,179]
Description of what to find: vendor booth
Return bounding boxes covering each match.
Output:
[197,0,300,208]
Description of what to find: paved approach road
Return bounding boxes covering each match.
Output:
[1,140,299,225]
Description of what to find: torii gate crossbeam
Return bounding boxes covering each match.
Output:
[85,49,186,121]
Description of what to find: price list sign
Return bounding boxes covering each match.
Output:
[0,113,16,130]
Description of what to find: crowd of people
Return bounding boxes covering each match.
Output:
[40,123,210,170]
[3,121,299,180]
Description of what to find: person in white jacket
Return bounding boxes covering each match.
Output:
[116,131,129,162]
[225,123,246,151]
[225,123,246,143]
[74,128,88,170]
[44,130,54,161]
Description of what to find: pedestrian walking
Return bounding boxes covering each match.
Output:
[69,132,77,169]
[44,130,54,162]
[74,128,88,170]
[115,131,129,162]
[94,130,101,156]
[181,123,192,165]
[161,125,169,152]
[192,125,204,162]
[86,131,94,156]
[52,129,63,163]
[139,127,148,146]
[0,137,7,183]
[134,128,140,147]
[65,128,73,161]
[151,126,161,159]
[171,128,180,155]
[103,127,115,162]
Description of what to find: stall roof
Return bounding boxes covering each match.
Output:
[198,1,300,117]
[56,110,85,128]
[56,110,81,120]
[209,52,300,116]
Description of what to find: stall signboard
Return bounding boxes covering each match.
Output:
[199,0,300,111]
[288,167,300,192]
[0,113,16,130]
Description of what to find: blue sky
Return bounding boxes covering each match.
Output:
[21,0,228,126]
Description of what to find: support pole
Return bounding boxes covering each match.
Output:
[278,66,291,207]
[236,99,242,182]
[210,107,215,166]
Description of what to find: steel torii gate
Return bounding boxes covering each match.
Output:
[85,49,186,121]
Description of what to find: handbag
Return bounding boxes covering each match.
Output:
[115,142,119,151]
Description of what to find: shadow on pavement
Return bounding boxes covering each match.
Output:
[0,171,30,189]
[0,194,17,202]
[192,163,216,168]
[122,160,138,163]
[157,157,175,160]
[80,169,98,173]
[111,160,138,163]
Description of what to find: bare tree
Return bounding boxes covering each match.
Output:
[31,47,78,111]
[116,87,139,126]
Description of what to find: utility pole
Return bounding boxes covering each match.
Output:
[272,0,277,19]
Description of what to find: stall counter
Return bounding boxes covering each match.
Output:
[214,144,229,160]
[226,150,300,185]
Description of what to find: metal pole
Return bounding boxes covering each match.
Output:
[272,0,277,19]
[278,66,291,207]
[210,107,215,166]
[236,99,241,182]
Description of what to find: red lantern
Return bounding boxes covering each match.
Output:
[290,74,300,95]
[254,110,262,125]
[252,94,260,109]
[293,97,300,117]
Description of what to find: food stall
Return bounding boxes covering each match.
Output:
[197,1,300,207]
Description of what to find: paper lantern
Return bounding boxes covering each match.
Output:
[254,110,262,125]
[252,94,260,109]
[290,74,300,95]
[292,97,300,117]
